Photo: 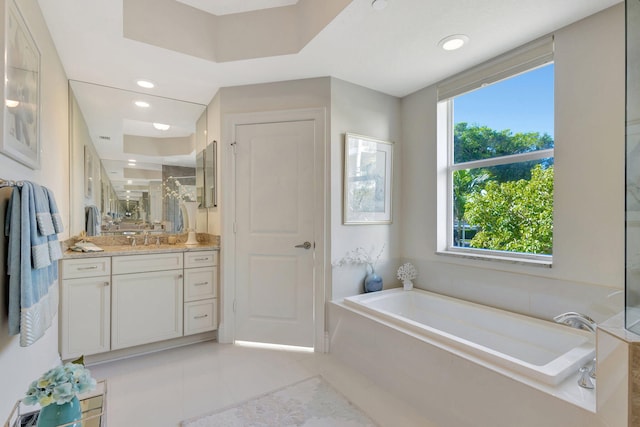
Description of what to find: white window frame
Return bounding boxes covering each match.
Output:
[436,36,554,266]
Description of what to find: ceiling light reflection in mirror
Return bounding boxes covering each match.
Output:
[69,80,206,235]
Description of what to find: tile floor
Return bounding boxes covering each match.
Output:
[88,341,436,427]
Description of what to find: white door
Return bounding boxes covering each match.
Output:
[235,120,315,348]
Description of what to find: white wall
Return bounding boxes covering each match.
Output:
[400,4,625,323]
[206,92,221,235]
[0,0,69,419]
[330,78,402,300]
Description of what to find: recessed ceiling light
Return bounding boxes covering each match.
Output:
[135,101,150,108]
[127,180,132,184]
[371,0,388,10]
[128,162,136,167]
[438,34,469,51]
[153,122,170,131]
[136,80,155,89]
[128,159,136,163]
[5,99,19,108]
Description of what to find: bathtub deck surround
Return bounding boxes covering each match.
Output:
[342,288,594,387]
[596,313,640,427]
[330,288,601,427]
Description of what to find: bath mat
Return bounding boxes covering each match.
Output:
[181,376,378,427]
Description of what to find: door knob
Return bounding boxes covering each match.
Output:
[295,241,312,250]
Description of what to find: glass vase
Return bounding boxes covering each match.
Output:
[364,271,383,293]
[37,396,81,427]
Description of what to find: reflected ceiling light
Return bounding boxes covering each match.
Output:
[371,0,388,10]
[128,162,136,167]
[127,180,133,184]
[438,34,469,51]
[134,101,150,108]
[126,190,131,193]
[136,80,155,89]
[5,99,19,108]
[128,159,136,162]
[153,122,170,131]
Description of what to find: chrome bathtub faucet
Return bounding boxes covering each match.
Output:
[553,312,597,332]
[553,312,597,389]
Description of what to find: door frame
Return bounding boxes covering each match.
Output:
[219,108,328,352]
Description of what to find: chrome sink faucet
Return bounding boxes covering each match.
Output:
[553,312,597,332]
[128,236,137,247]
[143,231,149,246]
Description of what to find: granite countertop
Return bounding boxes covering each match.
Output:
[62,233,220,259]
[63,242,219,259]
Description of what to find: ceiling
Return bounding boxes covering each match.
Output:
[38,0,621,105]
[176,0,299,16]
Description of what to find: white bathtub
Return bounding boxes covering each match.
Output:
[342,288,595,386]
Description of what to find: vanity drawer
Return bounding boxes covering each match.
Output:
[112,252,184,275]
[62,257,111,279]
[184,267,217,302]
[184,299,217,335]
[184,250,217,268]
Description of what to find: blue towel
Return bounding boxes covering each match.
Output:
[45,187,64,233]
[5,182,60,346]
[33,183,55,237]
[85,205,100,236]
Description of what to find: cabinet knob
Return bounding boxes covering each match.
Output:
[178,274,184,279]
[103,282,110,287]
[194,314,209,319]
[194,281,209,286]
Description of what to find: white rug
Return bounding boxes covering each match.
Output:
[181,376,378,427]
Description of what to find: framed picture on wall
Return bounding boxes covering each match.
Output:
[1,0,40,169]
[343,133,393,224]
[84,145,93,199]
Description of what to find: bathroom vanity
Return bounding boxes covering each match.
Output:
[59,244,219,360]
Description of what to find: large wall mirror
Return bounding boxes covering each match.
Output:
[69,80,208,236]
[627,0,640,333]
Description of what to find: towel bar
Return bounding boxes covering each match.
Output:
[0,178,24,188]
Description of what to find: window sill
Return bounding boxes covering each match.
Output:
[436,249,552,268]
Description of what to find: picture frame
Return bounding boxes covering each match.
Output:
[343,133,393,224]
[2,0,40,169]
[84,145,93,199]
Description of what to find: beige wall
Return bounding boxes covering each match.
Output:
[400,4,625,322]
[0,0,69,418]
[330,78,402,300]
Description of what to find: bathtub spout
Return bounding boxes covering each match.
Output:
[553,312,597,333]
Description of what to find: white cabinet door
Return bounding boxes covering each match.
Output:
[111,269,183,350]
[60,276,111,359]
[184,299,217,336]
[184,267,216,302]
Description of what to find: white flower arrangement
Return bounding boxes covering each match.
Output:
[333,244,385,274]
[397,262,417,290]
[163,176,196,202]
[24,362,96,407]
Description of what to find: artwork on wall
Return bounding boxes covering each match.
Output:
[343,133,393,224]
[1,0,40,169]
[84,146,93,199]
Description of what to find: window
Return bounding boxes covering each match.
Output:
[437,37,554,264]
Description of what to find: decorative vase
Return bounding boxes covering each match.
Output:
[37,396,81,427]
[181,201,198,245]
[364,271,383,293]
[403,279,413,291]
